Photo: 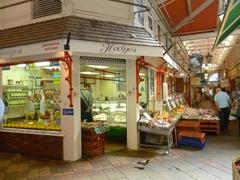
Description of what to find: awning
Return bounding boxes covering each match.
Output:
[214,0,240,47]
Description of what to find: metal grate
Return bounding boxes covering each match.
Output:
[33,0,62,19]
[80,56,126,66]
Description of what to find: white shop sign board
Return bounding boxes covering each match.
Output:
[0,39,65,61]
[0,39,164,63]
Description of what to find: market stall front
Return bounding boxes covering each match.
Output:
[0,16,165,161]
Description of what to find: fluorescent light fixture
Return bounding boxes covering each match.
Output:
[180,73,185,76]
[80,71,99,75]
[43,66,60,70]
[86,65,109,69]
[35,61,50,67]
[101,74,115,78]
[139,73,145,76]
[16,64,26,68]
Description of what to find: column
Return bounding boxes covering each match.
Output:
[126,59,138,150]
[61,55,81,161]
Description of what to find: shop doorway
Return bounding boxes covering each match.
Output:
[80,57,127,153]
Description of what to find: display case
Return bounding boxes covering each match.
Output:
[3,85,28,120]
[92,99,127,137]
[2,86,61,131]
[138,100,182,154]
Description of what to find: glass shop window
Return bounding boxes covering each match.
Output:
[1,61,61,131]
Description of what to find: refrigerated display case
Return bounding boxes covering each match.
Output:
[92,99,127,137]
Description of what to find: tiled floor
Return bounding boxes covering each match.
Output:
[0,129,239,180]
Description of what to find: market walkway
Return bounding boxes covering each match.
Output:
[0,129,239,180]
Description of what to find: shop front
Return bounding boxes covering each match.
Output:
[0,16,164,161]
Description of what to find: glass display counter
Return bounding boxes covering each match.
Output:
[92,99,127,137]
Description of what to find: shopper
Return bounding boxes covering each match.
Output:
[0,97,5,123]
[214,87,232,131]
[80,84,93,122]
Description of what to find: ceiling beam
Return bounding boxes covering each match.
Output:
[186,0,192,15]
[174,0,215,31]
[180,29,240,41]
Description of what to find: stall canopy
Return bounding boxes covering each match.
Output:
[214,0,240,47]
[0,16,163,66]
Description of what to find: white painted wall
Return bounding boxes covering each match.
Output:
[0,0,134,29]
[72,0,133,25]
[61,56,81,161]
[126,59,138,150]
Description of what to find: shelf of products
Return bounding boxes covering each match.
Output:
[138,99,185,154]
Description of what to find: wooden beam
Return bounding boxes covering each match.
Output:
[174,0,215,31]
[186,0,192,15]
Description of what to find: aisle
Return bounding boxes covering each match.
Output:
[0,134,239,180]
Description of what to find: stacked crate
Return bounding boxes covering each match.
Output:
[178,131,206,149]
[82,128,105,158]
[176,120,206,149]
[199,119,219,135]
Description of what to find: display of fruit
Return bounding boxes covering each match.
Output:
[2,122,61,131]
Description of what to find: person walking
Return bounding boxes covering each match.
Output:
[214,87,232,132]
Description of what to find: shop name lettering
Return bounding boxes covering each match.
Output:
[100,43,136,54]
[41,42,60,51]
[0,48,22,57]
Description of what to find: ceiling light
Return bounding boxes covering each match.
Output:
[43,66,60,70]
[16,64,26,68]
[86,65,109,69]
[35,61,50,67]
[139,73,146,76]
[80,71,99,75]
[180,73,185,76]
[101,74,115,78]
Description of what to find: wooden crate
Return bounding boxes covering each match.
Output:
[178,131,205,143]
[176,120,200,133]
[200,120,219,135]
[82,128,105,158]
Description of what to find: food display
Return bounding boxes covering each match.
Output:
[2,122,61,131]
[82,121,108,134]
[182,107,219,121]
[92,100,127,128]
[2,63,61,132]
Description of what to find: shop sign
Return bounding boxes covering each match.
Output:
[0,47,22,58]
[100,43,136,55]
[62,108,74,115]
[41,41,61,52]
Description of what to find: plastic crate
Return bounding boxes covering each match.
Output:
[178,137,206,149]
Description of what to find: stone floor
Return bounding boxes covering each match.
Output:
[0,129,239,180]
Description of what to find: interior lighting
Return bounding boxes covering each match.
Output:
[101,74,115,78]
[86,65,109,69]
[180,73,185,76]
[35,61,50,67]
[43,66,60,70]
[139,73,146,76]
[16,64,26,68]
[80,71,99,75]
